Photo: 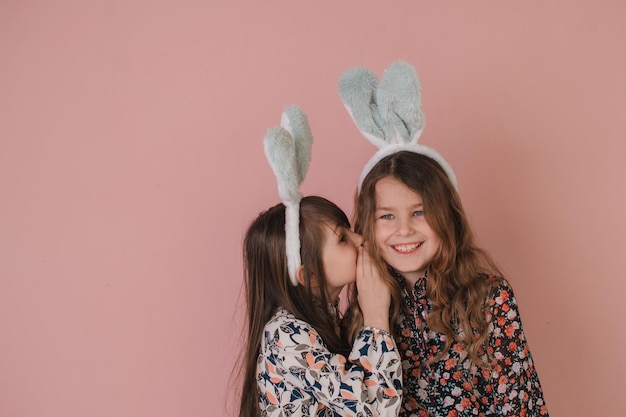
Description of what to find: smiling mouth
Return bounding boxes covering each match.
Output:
[391,242,423,253]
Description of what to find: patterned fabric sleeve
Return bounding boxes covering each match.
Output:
[260,312,402,416]
[486,279,549,416]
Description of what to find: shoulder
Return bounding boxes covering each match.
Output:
[264,308,315,333]
[482,276,524,325]
[484,275,516,302]
[483,275,522,314]
[262,308,324,349]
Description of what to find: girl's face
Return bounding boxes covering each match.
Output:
[373,176,441,287]
[321,222,362,300]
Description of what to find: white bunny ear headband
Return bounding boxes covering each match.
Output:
[338,60,457,190]
[263,105,313,286]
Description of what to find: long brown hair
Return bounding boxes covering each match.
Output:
[238,196,355,417]
[353,151,502,367]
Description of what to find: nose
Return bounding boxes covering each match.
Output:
[349,231,363,247]
[396,215,414,236]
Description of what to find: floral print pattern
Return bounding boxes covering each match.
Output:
[395,274,549,417]
[256,308,403,416]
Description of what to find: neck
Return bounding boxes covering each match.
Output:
[398,270,426,289]
[327,287,342,303]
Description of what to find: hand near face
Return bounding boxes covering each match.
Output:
[356,244,391,332]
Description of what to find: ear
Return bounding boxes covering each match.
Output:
[377,60,425,144]
[338,66,386,147]
[295,265,306,286]
[281,105,313,184]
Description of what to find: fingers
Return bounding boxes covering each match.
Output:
[356,243,383,294]
[356,243,374,284]
[355,243,391,332]
[356,246,363,282]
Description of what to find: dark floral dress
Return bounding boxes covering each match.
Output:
[395,273,549,417]
[257,308,403,416]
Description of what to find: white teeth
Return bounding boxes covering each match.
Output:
[392,243,421,253]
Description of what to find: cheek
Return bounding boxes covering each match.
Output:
[346,247,358,266]
[430,235,442,253]
[373,222,389,245]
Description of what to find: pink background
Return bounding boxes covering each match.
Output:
[2,1,625,416]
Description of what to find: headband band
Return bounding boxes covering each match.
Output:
[263,105,313,285]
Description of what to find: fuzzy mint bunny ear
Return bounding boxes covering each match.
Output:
[339,61,457,190]
[264,105,313,286]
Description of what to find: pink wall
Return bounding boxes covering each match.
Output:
[2,1,624,416]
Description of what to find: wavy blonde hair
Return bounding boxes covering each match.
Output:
[352,151,502,368]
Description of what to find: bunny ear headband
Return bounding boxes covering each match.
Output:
[264,105,313,286]
[338,60,457,190]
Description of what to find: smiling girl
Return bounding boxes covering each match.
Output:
[353,151,549,417]
[339,61,549,417]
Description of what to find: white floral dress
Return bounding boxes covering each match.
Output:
[256,308,403,417]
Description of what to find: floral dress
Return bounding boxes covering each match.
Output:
[256,308,403,416]
[395,274,549,417]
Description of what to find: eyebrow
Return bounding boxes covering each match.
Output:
[376,203,423,211]
[323,223,342,236]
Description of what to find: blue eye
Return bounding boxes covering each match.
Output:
[413,210,424,216]
[380,213,394,220]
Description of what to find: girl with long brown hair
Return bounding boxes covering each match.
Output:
[354,152,548,417]
[238,105,402,417]
[239,197,402,417]
[339,61,549,416]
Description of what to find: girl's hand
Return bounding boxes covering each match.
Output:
[356,244,391,332]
